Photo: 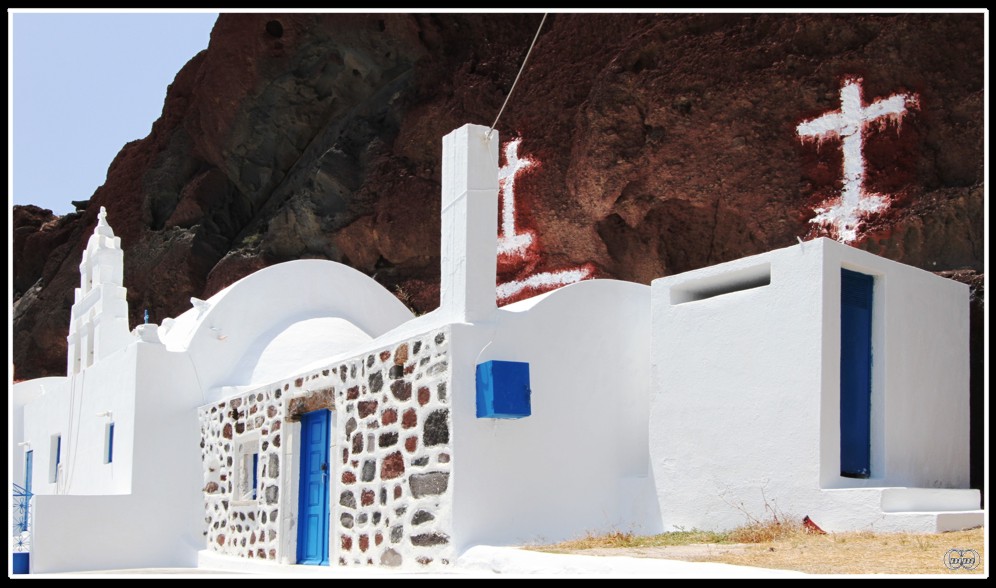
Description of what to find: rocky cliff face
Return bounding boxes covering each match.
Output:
[13,13,984,381]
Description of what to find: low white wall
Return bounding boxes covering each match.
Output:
[27,342,205,572]
[130,343,207,560]
[650,242,825,531]
[451,279,657,551]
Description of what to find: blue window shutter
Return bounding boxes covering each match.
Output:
[840,269,873,478]
[107,423,115,464]
[252,453,259,500]
[476,361,531,418]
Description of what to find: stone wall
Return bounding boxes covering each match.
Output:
[198,327,453,568]
[330,329,452,568]
[199,383,287,561]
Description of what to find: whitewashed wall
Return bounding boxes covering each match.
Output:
[650,238,973,533]
[22,347,138,497]
[11,378,62,489]
[450,279,659,551]
[28,342,205,572]
[817,240,970,490]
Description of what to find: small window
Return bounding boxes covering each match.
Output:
[669,263,771,304]
[50,435,62,483]
[235,435,260,502]
[24,450,33,493]
[104,422,115,464]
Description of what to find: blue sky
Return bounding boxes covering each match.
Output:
[10,12,219,215]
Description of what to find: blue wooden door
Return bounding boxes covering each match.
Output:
[840,269,873,478]
[297,410,331,565]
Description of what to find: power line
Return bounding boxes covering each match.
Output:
[487,13,548,140]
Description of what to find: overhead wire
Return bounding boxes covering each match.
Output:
[487,13,548,140]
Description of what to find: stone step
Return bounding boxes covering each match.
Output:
[878,510,984,534]
[879,488,981,513]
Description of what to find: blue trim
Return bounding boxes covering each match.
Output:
[251,452,259,500]
[13,552,30,574]
[107,423,115,464]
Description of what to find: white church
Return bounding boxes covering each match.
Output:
[11,124,982,573]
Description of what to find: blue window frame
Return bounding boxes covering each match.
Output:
[251,452,259,500]
[105,422,115,464]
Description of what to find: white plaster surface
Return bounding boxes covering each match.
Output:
[66,206,133,374]
[237,317,372,386]
[650,237,976,533]
[440,124,499,322]
[11,378,59,488]
[27,343,205,572]
[450,278,659,551]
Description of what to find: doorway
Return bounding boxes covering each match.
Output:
[297,410,331,565]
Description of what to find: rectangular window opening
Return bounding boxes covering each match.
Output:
[104,422,115,464]
[840,268,874,479]
[670,263,771,305]
[251,453,259,500]
[235,435,261,502]
[24,450,33,493]
[50,434,62,483]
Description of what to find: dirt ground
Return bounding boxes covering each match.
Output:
[541,527,987,575]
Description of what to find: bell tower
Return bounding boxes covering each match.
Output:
[66,207,131,374]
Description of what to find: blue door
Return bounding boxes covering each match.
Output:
[297,410,331,565]
[840,269,873,478]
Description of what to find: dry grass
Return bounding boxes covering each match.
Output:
[534,525,986,575]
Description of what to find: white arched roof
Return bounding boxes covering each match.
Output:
[158,259,414,396]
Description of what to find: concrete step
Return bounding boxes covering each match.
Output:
[880,488,981,513]
[878,510,984,534]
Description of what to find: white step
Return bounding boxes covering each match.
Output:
[880,488,981,513]
[879,510,984,533]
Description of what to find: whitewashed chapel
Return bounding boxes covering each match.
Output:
[12,124,981,573]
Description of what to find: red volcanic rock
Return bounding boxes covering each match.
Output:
[13,13,983,386]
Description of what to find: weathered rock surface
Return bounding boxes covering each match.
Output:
[13,14,983,391]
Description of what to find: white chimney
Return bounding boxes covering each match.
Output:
[439,124,499,323]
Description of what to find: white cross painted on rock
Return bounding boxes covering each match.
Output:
[497,139,536,256]
[797,77,918,243]
[496,138,593,302]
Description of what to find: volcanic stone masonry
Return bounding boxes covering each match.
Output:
[199,327,452,568]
